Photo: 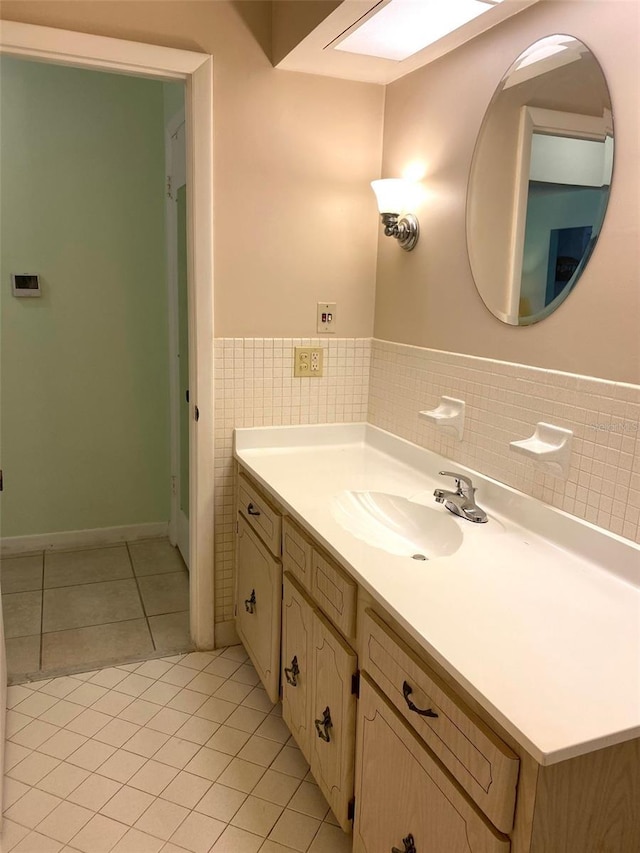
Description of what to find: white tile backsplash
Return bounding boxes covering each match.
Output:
[368,339,640,545]
[213,336,639,628]
[214,339,371,624]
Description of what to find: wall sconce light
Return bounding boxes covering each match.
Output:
[371,178,420,251]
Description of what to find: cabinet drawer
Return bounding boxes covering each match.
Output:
[361,609,519,834]
[353,674,510,853]
[282,518,313,591]
[238,473,281,557]
[235,515,282,704]
[311,547,357,640]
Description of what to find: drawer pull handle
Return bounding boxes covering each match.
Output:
[315,706,333,742]
[284,656,300,687]
[403,681,438,718]
[247,503,261,516]
[244,589,256,613]
[392,834,416,853]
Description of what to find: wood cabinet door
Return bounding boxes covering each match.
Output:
[282,573,315,763]
[353,675,511,853]
[310,608,358,832]
[235,514,282,703]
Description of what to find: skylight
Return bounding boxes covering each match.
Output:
[334,0,505,62]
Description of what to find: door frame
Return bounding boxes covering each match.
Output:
[0,21,215,649]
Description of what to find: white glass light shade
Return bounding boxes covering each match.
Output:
[370,178,413,214]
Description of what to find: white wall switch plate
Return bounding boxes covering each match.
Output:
[317,302,336,334]
[294,346,324,377]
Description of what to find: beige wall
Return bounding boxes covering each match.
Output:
[0,1,383,338]
[375,0,640,384]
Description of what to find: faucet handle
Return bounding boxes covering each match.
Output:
[438,471,474,495]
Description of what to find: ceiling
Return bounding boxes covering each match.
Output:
[273,0,541,84]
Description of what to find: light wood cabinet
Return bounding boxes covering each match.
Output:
[353,675,510,853]
[235,513,282,703]
[281,571,358,832]
[282,573,315,762]
[309,605,358,832]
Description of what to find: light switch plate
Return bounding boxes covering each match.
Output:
[294,346,324,377]
[317,302,336,334]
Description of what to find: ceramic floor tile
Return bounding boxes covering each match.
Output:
[159,770,213,809]
[267,809,321,852]
[3,590,43,638]
[250,770,300,808]
[4,742,33,772]
[231,796,283,837]
[91,690,136,718]
[94,718,140,748]
[96,748,148,783]
[43,579,143,632]
[183,746,233,783]
[7,684,36,708]
[10,719,61,751]
[2,776,31,809]
[66,738,116,771]
[12,690,59,719]
[99,784,156,825]
[38,676,86,699]
[71,813,129,853]
[44,546,132,588]
[36,761,91,798]
[237,736,283,769]
[166,688,209,715]
[127,759,179,796]
[39,699,85,728]
[174,716,220,746]
[224,706,267,734]
[160,664,200,689]
[269,747,309,780]
[219,646,249,663]
[205,725,251,756]
[307,822,352,852]
[89,667,131,689]
[11,829,65,852]
[152,737,201,770]
[121,726,170,758]
[210,825,262,853]
[179,652,219,672]
[1,553,43,593]
[194,782,247,822]
[146,707,191,736]
[148,612,191,652]
[116,673,156,698]
[111,827,165,853]
[7,751,61,785]
[67,774,123,811]
[117,698,163,727]
[5,787,63,828]
[170,810,226,853]
[229,664,260,687]
[254,716,290,744]
[213,680,253,705]
[38,728,88,760]
[42,619,154,671]
[139,680,182,707]
[186,672,225,696]
[6,710,34,739]
[0,817,30,851]
[128,539,187,577]
[215,758,266,794]
[65,708,113,738]
[138,572,189,617]
[241,688,277,715]
[287,782,329,820]
[35,800,94,844]
[134,659,175,680]
[134,798,190,841]
[5,634,40,681]
[203,657,242,679]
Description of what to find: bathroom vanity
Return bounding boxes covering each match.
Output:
[234,424,639,853]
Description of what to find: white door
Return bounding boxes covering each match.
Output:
[167,112,190,567]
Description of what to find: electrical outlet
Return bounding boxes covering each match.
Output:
[294,346,324,377]
[317,302,337,334]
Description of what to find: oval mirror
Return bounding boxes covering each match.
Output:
[466,35,614,325]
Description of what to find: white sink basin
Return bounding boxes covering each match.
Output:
[331,490,463,558]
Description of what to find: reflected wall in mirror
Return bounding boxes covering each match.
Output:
[466,35,614,326]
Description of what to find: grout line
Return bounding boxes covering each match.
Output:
[127,540,157,653]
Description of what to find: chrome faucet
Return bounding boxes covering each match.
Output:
[434,471,488,523]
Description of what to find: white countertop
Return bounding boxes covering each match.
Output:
[234,423,640,767]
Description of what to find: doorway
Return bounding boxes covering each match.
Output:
[0,23,214,653]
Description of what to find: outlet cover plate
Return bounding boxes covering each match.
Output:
[317,302,336,334]
[294,346,324,377]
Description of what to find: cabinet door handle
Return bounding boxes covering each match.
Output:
[402,681,438,718]
[315,706,333,742]
[244,589,256,613]
[392,834,416,853]
[284,655,300,687]
[247,503,261,516]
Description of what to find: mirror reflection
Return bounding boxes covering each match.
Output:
[466,35,613,326]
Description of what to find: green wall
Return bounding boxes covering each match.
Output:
[0,57,170,537]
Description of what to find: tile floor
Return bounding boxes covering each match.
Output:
[1,540,191,682]
[2,645,351,853]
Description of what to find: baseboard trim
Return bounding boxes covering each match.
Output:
[0,522,169,557]
[215,620,240,649]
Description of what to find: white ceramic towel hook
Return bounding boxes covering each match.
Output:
[419,397,465,441]
[509,422,573,479]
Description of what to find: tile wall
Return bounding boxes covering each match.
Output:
[213,336,640,632]
[368,339,640,545]
[213,339,371,626]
